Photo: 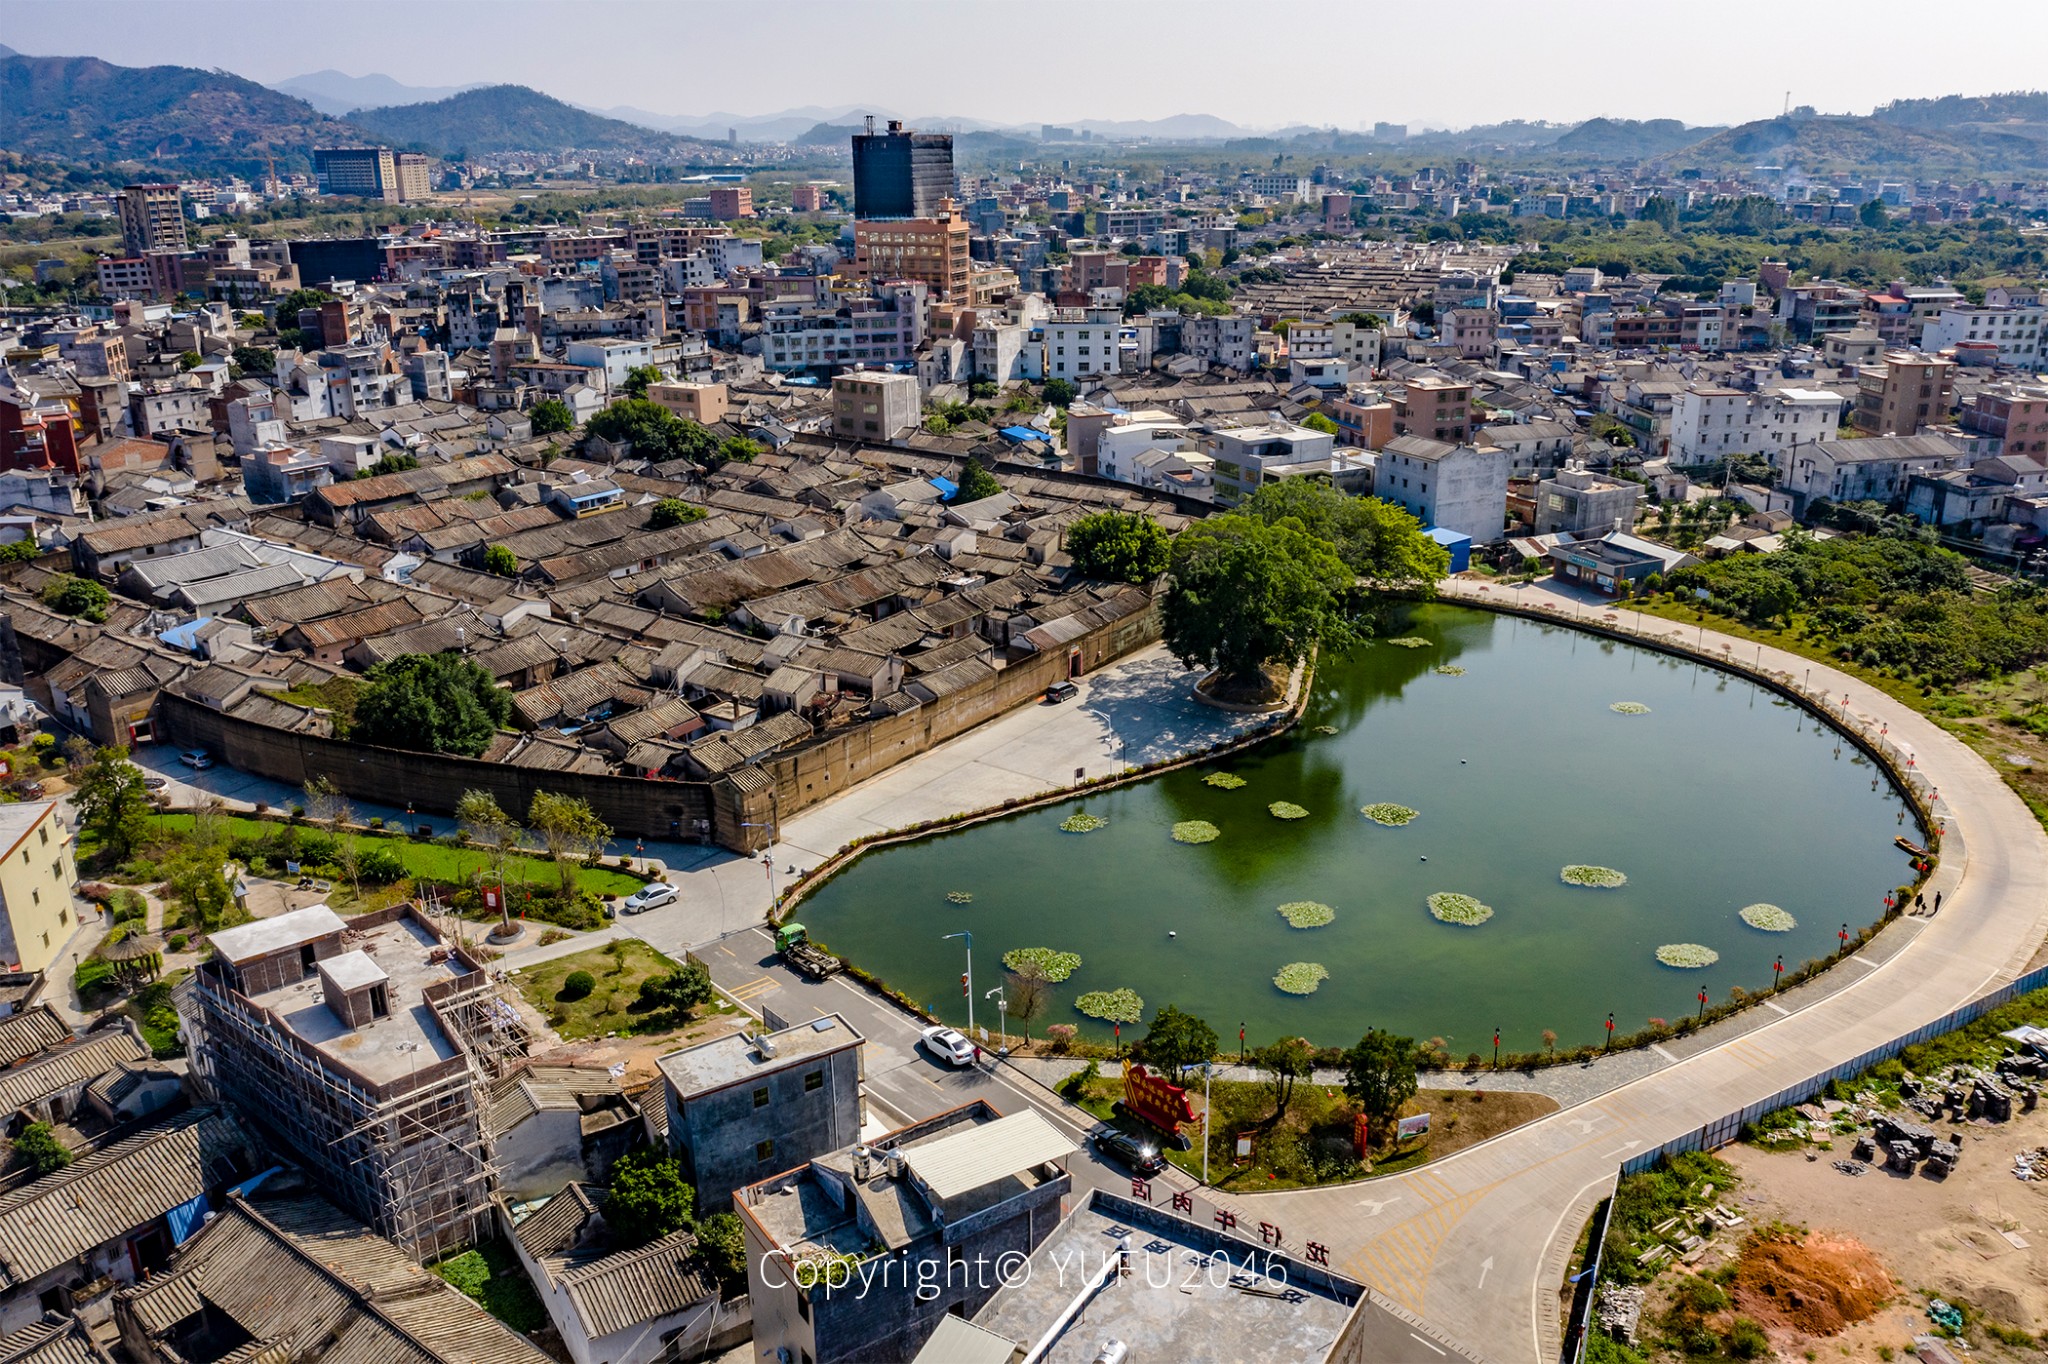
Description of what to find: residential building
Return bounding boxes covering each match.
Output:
[763,293,924,373]
[1044,306,1127,383]
[850,204,971,299]
[0,801,77,974]
[831,370,922,442]
[1533,464,1645,535]
[1756,387,1842,463]
[1442,306,1499,360]
[183,903,527,1259]
[96,256,157,301]
[1476,419,1574,477]
[791,185,824,212]
[1331,317,1385,372]
[1375,435,1510,544]
[1546,531,1699,596]
[1097,414,1214,499]
[1778,432,1961,508]
[1906,454,2048,528]
[116,185,186,258]
[1242,173,1311,200]
[706,186,754,220]
[394,152,433,201]
[1851,351,1955,436]
[1200,416,1335,505]
[565,338,655,391]
[241,443,335,505]
[1670,386,1754,462]
[647,381,729,426]
[315,148,402,201]
[1961,382,2048,459]
[1921,303,2045,370]
[850,120,954,220]
[1394,375,1473,444]
[738,1100,1073,1364]
[659,1014,863,1219]
[1182,313,1255,372]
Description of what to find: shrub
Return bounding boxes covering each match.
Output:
[559,971,596,1001]
[167,934,187,952]
[1059,1059,1100,1100]
[73,959,116,995]
[358,846,406,884]
[1045,1023,1077,1053]
[13,1122,71,1175]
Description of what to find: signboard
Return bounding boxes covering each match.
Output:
[1235,1131,1255,1163]
[482,885,502,913]
[1397,1113,1432,1139]
[1352,1113,1370,1158]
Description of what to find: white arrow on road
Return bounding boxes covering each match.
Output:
[1356,1195,1402,1216]
[1602,1140,1641,1159]
[1478,1256,1494,1289]
[1566,1115,1601,1134]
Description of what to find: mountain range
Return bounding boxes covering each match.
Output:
[272,69,486,116]
[345,85,729,158]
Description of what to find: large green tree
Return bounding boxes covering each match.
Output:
[953,461,1003,503]
[603,1149,694,1247]
[41,574,109,623]
[1238,481,1449,592]
[529,398,574,435]
[1341,1028,1420,1135]
[351,653,511,757]
[1065,511,1169,583]
[649,498,706,530]
[1253,1036,1317,1121]
[528,791,611,897]
[620,365,664,400]
[71,743,152,863]
[1133,1005,1219,1082]
[1160,515,1357,688]
[584,399,718,464]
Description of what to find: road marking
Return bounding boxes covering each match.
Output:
[1408,1333,1447,1357]
[1762,1000,1789,1015]
[1649,1044,1679,1062]
[1356,1195,1403,1216]
[727,978,778,1001]
[1477,1256,1494,1289]
[1565,1115,1601,1134]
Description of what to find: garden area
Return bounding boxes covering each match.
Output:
[431,1238,546,1334]
[511,941,737,1043]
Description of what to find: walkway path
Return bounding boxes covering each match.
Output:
[1239,578,2048,1362]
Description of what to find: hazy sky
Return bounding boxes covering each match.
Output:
[11,0,2048,129]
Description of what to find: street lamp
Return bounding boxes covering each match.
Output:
[1200,1061,1214,1186]
[985,986,1008,1052]
[740,821,777,907]
[943,931,973,1039]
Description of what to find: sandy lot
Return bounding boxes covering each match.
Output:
[1726,1109,2048,1358]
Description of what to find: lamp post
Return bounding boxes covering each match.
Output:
[1773,954,1783,990]
[943,931,973,1037]
[985,986,1008,1053]
[1239,1022,1246,1066]
[1604,1012,1615,1053]
[740,821,777,908]
[1492,1025,1500,1070]
[1201,1061,1214,1186]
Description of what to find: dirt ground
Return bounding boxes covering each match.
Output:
[1726,1107,2048,1360]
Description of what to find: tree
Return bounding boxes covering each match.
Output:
[231,344,274,379]
[694,1212,748,1293]
[1541,1028,1558,1059]
[1337,312,1386,330]
[360,452,418,478]
[72,744,153,863]
[1341,1028,1419,1135]
[1239,481,1450,593]
[1133,1005,1219,1082]
[41,574,109,623]
[1161,515,1357,690]
[1064,511,1169,583]
[456,789,518,925]
[1638,197,1679,232]
[275,287,333,324]
[529,398,574,435]
[1859,198,1889,229]
[953,461,1003,503]
[649,497,706,530]
[482,544,518,577]
[604,1148,694,1248]
[1253,1036,1316,1121]
[13,1122,71,1176]
[637,963,714,1020]
[1007,968,1047,1041]
[352,653,512,757]
[584,399,718,464]
[717,436,763,466]
[1300,412,1340,436]
[620,365,664,400]
[1041,377,1077,408]
[528,791,611,898]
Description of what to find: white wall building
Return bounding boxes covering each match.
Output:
[1043,307,1125,384]
[1920,303,2045,369]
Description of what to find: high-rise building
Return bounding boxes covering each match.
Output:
[314,147,430,203]
[394,152,434,201]
[850,118,954,219]
[851,201,970,299]
[116,184,188,257]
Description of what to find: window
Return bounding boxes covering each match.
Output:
[753,1086,770,1108]
[805,1070,824,1093]
[38,826,47,846]
[756,1137,775,1163]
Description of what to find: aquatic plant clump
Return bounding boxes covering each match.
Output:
[1561,865,1628,889]
[1273,962,1329,995]
[1361,803,1418,827]
[1075,988,1144,1023]
[1172,820,1221,844]
[1268,801,1311,820]
[1610,701,1652,715]
[1202,772,1247,789]
[1433,664,1466,676]
[1656,943,1720,968]
[1312,725,1339,735]
[1003,947,1081,981]
[1427,892,1494,926]
[945,891,974,904]
[1059,813,1108,834]
[1276,901,1336,929]
[1385,637,1432,649]
[1739,903,1797,932]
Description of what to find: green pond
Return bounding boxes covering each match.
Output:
[796,603,1918,1052]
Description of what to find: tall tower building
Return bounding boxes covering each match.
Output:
[117,184,188,256]
[851,118,955,220]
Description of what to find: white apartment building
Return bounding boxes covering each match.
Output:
[1096,416,1216,501]
[1670,385,1841,465]
[1375,435,1510,545]
[1242,174,1312,201]
[1200,416,1334,505]
[1920,304,2045,369]
[1184,314,1257,372]
[1757,387,1842,463]
[1332,318,1385,372]
[761,298,922,373]
[1043,307,1126,383]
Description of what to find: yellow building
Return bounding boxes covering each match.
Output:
[0,802,79,974]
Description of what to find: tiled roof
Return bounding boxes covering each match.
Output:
[0,1315,115,1364]
[0,1026,150,1112]
[0,1005,71,1068]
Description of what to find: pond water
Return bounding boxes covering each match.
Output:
[795,603,1917,1053]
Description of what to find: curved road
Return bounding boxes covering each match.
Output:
[1254,581,2048,1362]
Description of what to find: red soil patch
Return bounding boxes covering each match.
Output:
[1730,1228,1895,1337]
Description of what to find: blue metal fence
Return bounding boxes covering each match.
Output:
[1620,960,2048,1177]
[1560,1192,1615,1364]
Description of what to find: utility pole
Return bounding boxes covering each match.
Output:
[944,931,973,1038]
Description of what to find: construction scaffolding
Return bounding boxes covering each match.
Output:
[179,902,530,1262]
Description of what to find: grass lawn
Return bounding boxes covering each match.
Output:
[513,940,738,1040]
[1066,1070,1555,1191]
[148,813,646,896]
[431,1238,546,1333]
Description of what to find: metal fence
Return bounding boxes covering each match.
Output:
[1560,1192,1616,1364]
[1620,960,2048,1177]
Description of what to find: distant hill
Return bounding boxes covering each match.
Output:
[347,84,726,156]
[0,51,358,175]
[1672,112,2048,171]
[1553,118,1717,159]
[273,69,484,116]
[1871,91,2048,130]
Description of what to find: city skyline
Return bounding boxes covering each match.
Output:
[9,0,2048,134]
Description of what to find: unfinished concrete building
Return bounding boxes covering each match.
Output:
[180,903,529,1260]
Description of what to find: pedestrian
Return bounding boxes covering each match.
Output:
[973,1045,982,1067]
[1915,892,1925,913]
[1933,890,1943,914]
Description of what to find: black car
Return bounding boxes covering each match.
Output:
[1044,680,1079,703]
[1091,1124,1166,1176]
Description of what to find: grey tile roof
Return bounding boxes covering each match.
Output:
[0,1026,150,1112]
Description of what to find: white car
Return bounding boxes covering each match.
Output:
[919,1026,976,1068]
[178,750,214,770]
[619,883,679,914]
